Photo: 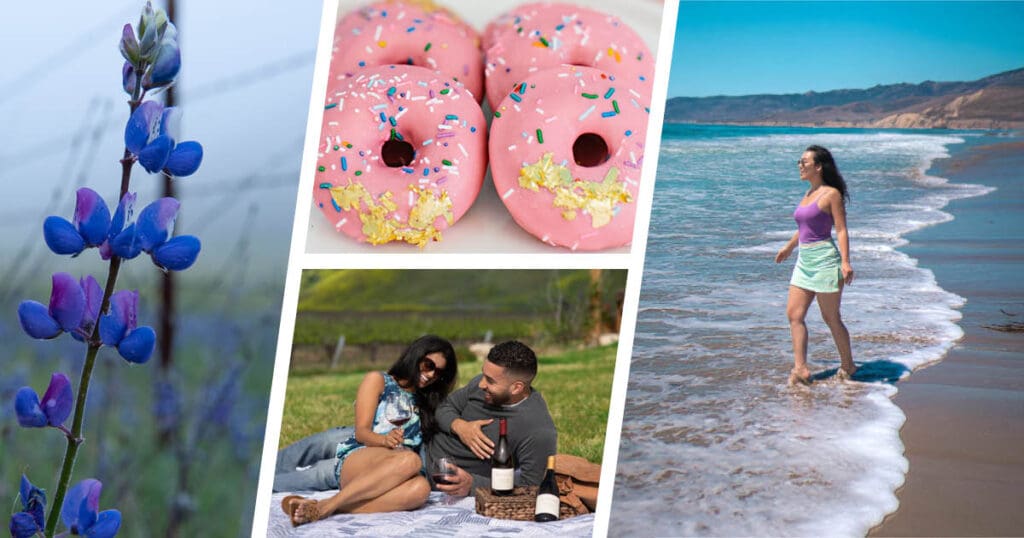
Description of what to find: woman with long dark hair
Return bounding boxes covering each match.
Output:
[775,145,856,385]
[281,335,458,525]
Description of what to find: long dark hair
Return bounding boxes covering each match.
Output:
[806,145,849,205]
[387,335,458,441]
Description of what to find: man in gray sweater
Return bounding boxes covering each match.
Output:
[426,340,558,497]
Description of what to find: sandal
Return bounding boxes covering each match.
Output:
[281,495,323,526]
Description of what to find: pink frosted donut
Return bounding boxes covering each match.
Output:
[332,1,484,102]
[313,64,487,247]
[483,2,654,110]
[489,65,649,251]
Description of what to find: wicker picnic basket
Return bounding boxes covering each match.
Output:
[475,475,588,521]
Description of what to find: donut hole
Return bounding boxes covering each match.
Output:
[573,133,609,167]
[382,139,415,167]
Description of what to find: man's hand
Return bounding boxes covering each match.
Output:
[451,418,495,459]
[436,463,474,497]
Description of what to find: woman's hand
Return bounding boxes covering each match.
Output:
[451,418,495,459]
[842,262,855,285]
[381,428,404,449]
[775,246,793,264]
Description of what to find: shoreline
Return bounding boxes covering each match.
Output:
[869,137,1024,536]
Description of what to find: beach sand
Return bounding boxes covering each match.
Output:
[870,137,1024,536]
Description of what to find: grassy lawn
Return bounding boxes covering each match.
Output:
[279,344,616,463]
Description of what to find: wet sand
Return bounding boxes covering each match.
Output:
[870,136,1024,536]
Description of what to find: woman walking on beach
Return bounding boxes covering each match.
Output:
[280,335,458,525]
[775,145,856,385]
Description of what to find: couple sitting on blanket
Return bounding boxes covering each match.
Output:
[275,335,557,526]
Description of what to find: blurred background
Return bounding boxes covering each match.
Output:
[0,1,321,535]
[281,269,626,463]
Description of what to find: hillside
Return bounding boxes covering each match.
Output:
[665,67,1024,129]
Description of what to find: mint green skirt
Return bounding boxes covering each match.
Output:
[791,240,841,293]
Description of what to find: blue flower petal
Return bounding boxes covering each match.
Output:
[136,197,179,252]
[137,134,174,173]
[110,224,142,260]
[159,107,181,140]
[9,511,40,538]
[124,101,162,155]
[122,62,136,95]
[18,475,46,527]
[43,216,85,255]
[108,192,137,240]
[62,479,100,533]
[119,326,156,364]
[48,273,86,333]
[86,510,122,538]
[18,300,62,339]
[99,290,137,346]
[14,387,47,428]
[80,275,103,336]
[163,141,203,177]
[40,373,73,427]
[74,188,112,246]
[152,235,200,271]
[149,42,181,87]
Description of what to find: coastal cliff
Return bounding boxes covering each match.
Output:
[665,67,1024,129]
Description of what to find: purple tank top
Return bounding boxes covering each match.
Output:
[794,194,834,244]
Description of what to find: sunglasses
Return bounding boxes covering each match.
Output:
[419,357,438,372]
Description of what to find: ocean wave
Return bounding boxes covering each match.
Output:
[612,128,988,537]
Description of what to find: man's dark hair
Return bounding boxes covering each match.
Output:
[486,340,537,384]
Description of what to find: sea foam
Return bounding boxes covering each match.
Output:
[611,128,989,536]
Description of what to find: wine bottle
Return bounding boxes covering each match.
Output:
[534,455,559,522]
[491,418,514,496]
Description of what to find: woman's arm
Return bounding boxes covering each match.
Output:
[775,230,800,263]
[830,191,854,284]
[352,371,401,448]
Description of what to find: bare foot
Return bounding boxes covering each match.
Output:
[836,364,857,380]
[788,367,812,386]
[288,497,322,526]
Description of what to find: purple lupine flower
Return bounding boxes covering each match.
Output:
[61,479,121,537]
[8,475,46,538]
[18,273,86,339]
[120,1,181,92]
[18,274,104,341]
[43,188,112,256]
[14,373,73,428]
[107,197,201,271]
[124,101,202,176]
[99,290,156,364]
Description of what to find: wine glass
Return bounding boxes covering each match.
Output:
[383,392,412,449]
[431,455,458,505]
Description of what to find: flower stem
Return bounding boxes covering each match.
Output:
[43,259,121,537]
[42,76,145,538]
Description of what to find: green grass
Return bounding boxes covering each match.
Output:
[279,345,616,463]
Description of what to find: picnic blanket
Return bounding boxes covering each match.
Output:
[267,491,595,536]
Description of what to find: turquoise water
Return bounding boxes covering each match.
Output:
[610,125,995,536]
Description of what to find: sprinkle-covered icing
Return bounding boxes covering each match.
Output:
[333,1,484,102]
[314,64,487,247]
[482,2,654,110]
[489,65,648,251]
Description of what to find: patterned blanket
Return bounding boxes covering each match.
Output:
[267,491,594,536]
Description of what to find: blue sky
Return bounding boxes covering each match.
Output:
[670,1,1024,97]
